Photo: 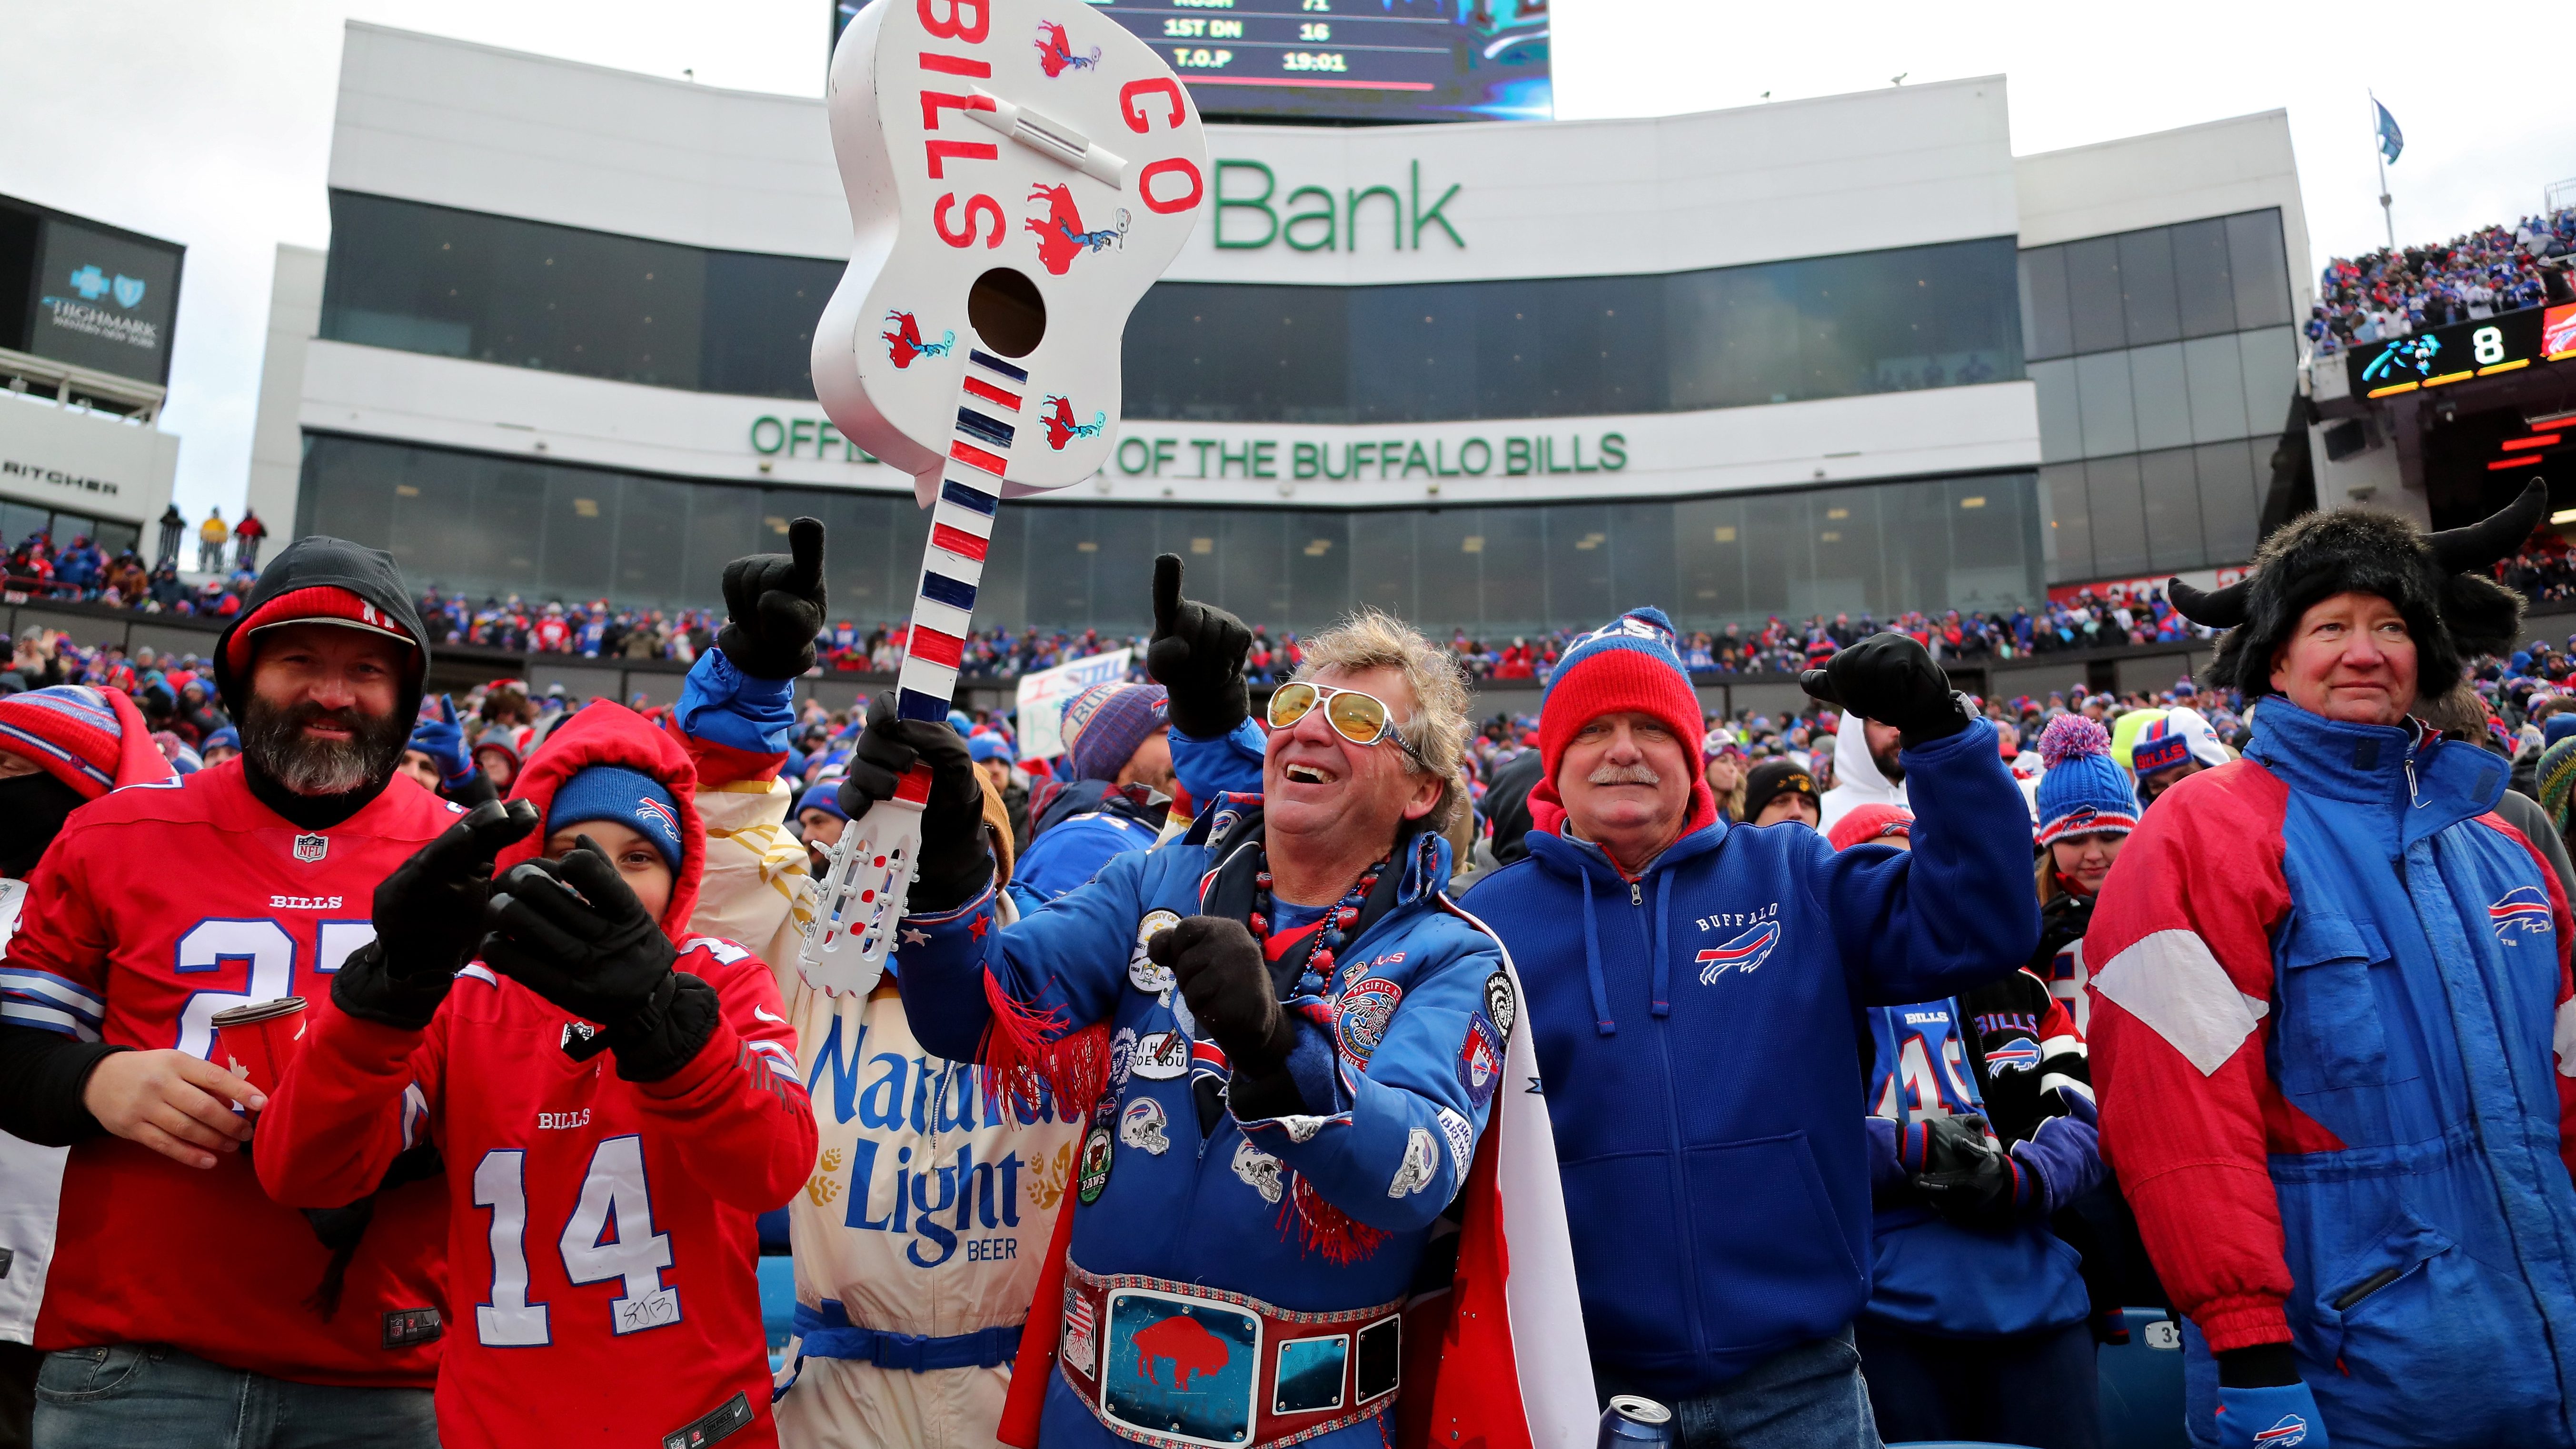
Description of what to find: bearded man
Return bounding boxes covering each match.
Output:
[0,536,497,1449]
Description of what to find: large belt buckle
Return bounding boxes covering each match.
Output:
[1097,1285,1263,1448]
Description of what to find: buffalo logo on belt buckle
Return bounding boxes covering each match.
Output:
[1100,1290,1260,1446]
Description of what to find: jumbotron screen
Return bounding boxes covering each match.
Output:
[832,0,1552,125]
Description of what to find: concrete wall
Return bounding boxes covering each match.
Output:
[0,396,179,530]
[247,245,326,545]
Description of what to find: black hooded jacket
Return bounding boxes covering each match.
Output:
[213,536,431,830]
[213,535,429,723]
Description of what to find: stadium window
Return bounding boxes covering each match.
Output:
[2062,237,2127,356]
[2117,229,2183,348]
[2138,446,2207,573]
[2019,245,2075,362]
[2039,461,2093,583]
[2085,454,2149,577]
[2224,210,2294,330]
[2169,218,2238,338]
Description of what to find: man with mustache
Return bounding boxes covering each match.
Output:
[1467,607,2038,1449]
[0,536,525,1449]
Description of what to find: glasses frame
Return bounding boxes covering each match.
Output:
[1267,680,1429,768]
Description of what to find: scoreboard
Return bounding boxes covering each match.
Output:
[834,0,1552,125]
[2348,302,2576,399]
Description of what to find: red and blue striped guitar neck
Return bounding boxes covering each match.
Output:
[894,344,1029,724]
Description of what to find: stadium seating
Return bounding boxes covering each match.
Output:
[2098,1307,2188,1449]
[759,1255,798,1373]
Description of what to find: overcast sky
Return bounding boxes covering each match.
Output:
[7,0,2572,522]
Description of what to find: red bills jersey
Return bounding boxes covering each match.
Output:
[257,935,815,1449]
[0,761,462,1387]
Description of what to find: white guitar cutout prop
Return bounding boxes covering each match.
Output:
[800,0,1208,996]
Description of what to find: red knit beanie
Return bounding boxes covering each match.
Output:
[1539,608,1711,807]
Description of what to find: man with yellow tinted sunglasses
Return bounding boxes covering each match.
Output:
[834,555,1579,1449]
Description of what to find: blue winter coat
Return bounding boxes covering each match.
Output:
[893,790,1502,1449]
[2087,699,2576,1449]
[1463,721,2039,1398]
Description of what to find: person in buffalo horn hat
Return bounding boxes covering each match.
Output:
[2081,480,2576,1449]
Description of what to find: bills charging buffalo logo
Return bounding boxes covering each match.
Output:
[1034,19,1100,76]
[1697,921,1781,983]
[882,310,955,369]
[1041,395,1106,450]
[1027,184,1129,276]
[2491,884,2553,942]
[1985,1037,2043,1073]
[635,798,680,840]
[2252,1414,2309,1446]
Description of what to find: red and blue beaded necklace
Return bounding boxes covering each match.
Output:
[1249,853,1388,999]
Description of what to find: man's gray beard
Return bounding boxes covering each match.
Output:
[1588,762,1662,786]
[241,695,408,796]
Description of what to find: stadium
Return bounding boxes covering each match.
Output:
[230,23,2320,709]
[17,7,2576,1449]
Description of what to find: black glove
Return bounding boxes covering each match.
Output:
[481,844,719,1082]
[1800,632,1973,744]
[1149,916,1295,1078]
[482,845,678,1023]
[2033,891,2095,968]
[835,691,992,912]
[716,516,826,680]
[332,799,540,1029]
[1911,1113,2016,1230]
[1146,555,1252,739]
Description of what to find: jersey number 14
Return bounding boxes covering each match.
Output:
[472,1137,682,1345]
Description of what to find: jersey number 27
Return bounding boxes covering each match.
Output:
[473,1136,681,1345]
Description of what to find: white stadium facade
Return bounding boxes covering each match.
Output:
[248,22,2315,677]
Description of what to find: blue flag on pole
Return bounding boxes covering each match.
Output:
[2375,100,2404,164]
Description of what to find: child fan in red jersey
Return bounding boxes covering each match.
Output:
[258,702,816,1449]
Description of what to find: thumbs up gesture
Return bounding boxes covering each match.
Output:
[717,517,826,680]
[1147,554,1252,739]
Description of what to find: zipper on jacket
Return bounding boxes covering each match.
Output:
[2332,1264,2405,1311]
[1636,877,1710,1355]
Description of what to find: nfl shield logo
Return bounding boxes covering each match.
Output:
[292,834,328,863]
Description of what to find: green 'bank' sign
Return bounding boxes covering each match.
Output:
[1212,159,1462,252]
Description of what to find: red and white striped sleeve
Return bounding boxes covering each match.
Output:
[2084,762,2303,1353]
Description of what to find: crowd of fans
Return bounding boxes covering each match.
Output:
[2307,204,2576,356]
[14,524,2228,683]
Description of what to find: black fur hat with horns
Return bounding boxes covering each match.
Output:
[2169,478,2546,701]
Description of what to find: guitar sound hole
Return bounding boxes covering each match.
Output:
[968,268,1046,358]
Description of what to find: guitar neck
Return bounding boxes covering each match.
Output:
[893,344,1030,723]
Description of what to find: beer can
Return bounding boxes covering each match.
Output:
[1598,1395,1673,1449]
[211,996,308,1099]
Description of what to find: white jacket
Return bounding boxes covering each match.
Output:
[1817,715,1907,831]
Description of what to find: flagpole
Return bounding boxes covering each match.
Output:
[2371,90,2395,251]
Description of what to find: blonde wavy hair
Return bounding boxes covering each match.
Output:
[1292,608,1472,833]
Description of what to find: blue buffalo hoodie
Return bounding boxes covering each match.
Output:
[1465,719,2039,1399]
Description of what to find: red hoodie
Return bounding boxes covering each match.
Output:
[259,704,815,1449]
